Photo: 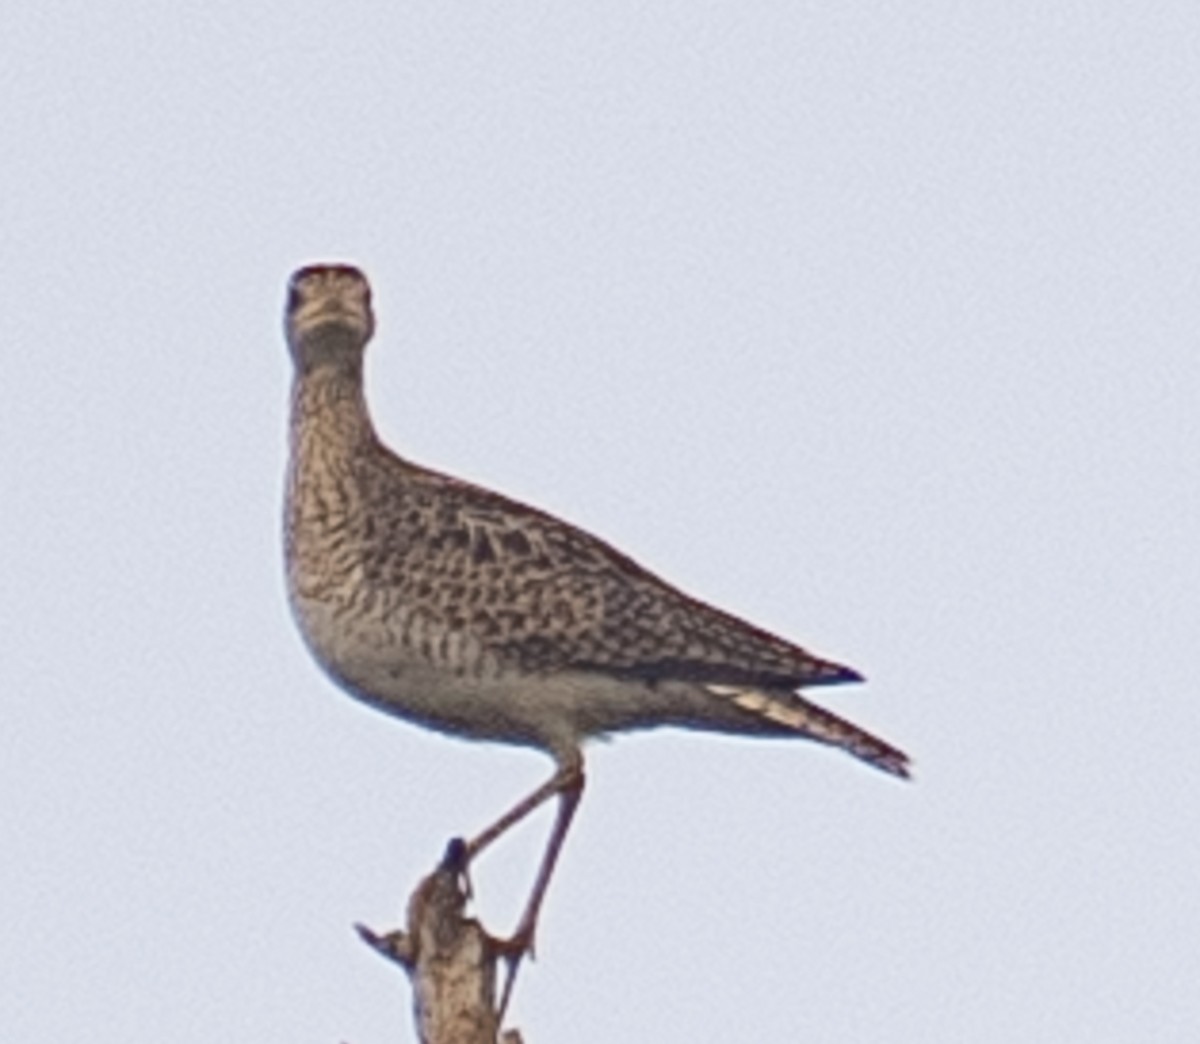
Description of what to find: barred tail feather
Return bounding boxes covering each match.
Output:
[708,685,911,779]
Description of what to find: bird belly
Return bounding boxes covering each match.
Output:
[288,584,732,752]
[289,585,575,749]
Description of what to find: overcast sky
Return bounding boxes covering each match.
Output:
[4,3,1199,1041]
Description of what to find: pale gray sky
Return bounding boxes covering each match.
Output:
[4,3,1199,1041]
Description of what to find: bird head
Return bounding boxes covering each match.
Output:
[285,264,375,371]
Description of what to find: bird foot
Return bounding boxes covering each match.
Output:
[495,919,538,963]
[492,918,539,1023]
[439,837,474,899]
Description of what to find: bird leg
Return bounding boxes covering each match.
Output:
[464,758,586,1021]
[465,761,577,861]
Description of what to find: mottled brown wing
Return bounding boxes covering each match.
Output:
[369,459,861,690]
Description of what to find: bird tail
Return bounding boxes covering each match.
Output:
[706,685,911,779]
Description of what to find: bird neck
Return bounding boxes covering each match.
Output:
[289,360,379,458]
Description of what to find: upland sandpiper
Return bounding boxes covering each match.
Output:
[283,263,909,1005]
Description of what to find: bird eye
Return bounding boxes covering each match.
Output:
[287,267,324,312]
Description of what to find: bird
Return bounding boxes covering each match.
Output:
[283,262,909,1005]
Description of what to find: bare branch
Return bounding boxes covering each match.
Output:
[358,840,524,1044]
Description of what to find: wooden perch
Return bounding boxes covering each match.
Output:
[357,840,525,1044]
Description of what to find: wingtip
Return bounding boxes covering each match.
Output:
[820,662,865,686]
